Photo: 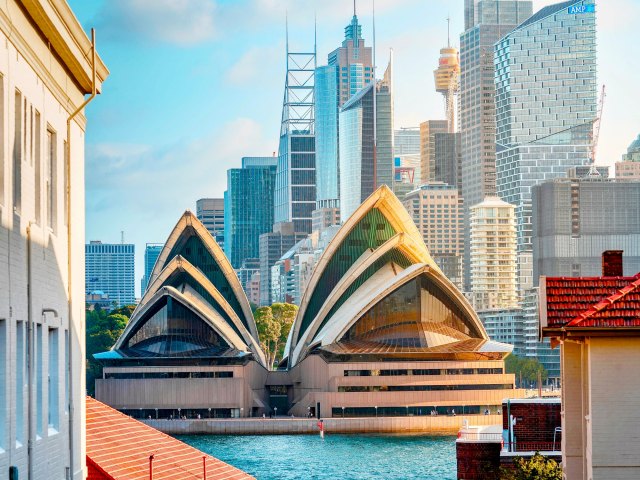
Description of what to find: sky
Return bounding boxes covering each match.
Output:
[67,0,640,298]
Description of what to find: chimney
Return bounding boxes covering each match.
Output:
[602,250,624,277]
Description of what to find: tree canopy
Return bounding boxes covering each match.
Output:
[501,452,563,480]
[505,354,548,387]
[254,303,298,369]
[86,305,134,395]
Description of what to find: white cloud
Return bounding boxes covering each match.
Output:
[225,45,282,85]
[95,0,218,46]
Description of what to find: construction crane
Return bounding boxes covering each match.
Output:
[588,84,606,176]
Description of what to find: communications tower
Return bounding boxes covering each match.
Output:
[433,18,460,133]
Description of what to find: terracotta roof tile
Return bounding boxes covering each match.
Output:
[86,397,254,480]
[543,273,640,330]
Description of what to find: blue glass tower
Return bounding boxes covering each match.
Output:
[141,243,163,294]
[225,157,278,268]
[495,0,597,290]
[314,8,373,212]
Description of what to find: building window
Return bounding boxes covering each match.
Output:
[36,324,43,437]
[34,111,41,224]
[0,76,4,206]
[16,320,25,446]
[13,90,22,213]
[48,328,59,433]
[46,128,57,231]
[0,318,5,451]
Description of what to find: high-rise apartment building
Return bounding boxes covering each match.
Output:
[615,134,640,179]
[224,156,277,268]
[460,0,532,289]
[419,120,449,184]
[196,198,224,239]
[85,241,136,307]
[274,39,316,234]
[470,197,518,311]
[0,3,108,475]
[140,243,163,294]
[495,0,597,291]
[236,257,261,306]
[339,62,394,221]
[532,177,640,280]
[403,183,464,290]
[258,222,307,306]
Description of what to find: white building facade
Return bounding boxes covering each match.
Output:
[0,1,108,479]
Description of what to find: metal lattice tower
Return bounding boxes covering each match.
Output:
[274,19,317,233]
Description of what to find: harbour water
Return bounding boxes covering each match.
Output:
[179,434,457,480]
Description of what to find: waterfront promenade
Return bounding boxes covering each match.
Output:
[144,413,502,435]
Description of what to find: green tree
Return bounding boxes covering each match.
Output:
[86,306,134,395]
[254,303,298,369]
[505,354,548,388]
[501,452,563,480]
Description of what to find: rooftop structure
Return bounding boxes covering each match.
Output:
[86,241,136,306]
[86,397,252,479]
[196,198,224,239]
[541,250,640,479]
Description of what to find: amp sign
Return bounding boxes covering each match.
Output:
[568,4,595,14]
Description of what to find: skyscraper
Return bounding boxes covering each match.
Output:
[196,198,224,239]
[140,243,163,294]
[339,61,394,221]
[274,33,317,234]
[433,132,462,191]
[402,183,464,289]
[460,0,532,289]
[258,222,307,306]
[470,197,518,311]
[315,7,373,214]
[495,0,597,291]
[85,241,136,306]
[224,156,277,269]
[419,120,449,184]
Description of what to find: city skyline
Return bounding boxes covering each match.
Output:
[68,0,640,296]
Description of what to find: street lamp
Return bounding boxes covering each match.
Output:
[155,408,158,420]
[342,406,345,418]
[374,406,378,418]
[274,407,278,418]
[178,408,181,420]
[307,406,311,418]
[208,407,212,419]
[240,407,244,418]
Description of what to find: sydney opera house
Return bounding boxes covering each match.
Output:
[95,186,519,420]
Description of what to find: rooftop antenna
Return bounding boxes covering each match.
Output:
[354,0,356,16]
[121,231,124,244]
[372,0,377,188]
[447,15,451,48]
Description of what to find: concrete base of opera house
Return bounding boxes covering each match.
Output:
[142,414,503,435]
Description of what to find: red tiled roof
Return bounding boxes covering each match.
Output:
[543,273,640,330]
[86,397,253,480]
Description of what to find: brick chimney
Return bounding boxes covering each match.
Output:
[602,250,624,277]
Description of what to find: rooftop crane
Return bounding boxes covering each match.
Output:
[588,84,606,177]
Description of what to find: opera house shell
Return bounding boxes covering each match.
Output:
[95,186,520,422]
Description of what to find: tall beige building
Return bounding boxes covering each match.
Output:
[403,183,464,290]
[470,197,518,311]
[419,120,448,184]
[0,1,108,478]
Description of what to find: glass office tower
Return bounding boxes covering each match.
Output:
[495,0,597,290]
[315,65,340,209]
[339,78,393,221]
[459,0,532,290]
[225,157,277,269]
[315,10,374,212]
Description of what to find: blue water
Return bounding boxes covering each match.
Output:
[178,434,457,480]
